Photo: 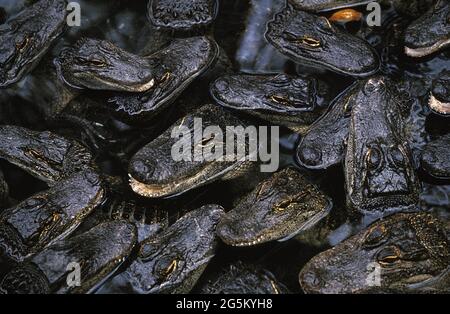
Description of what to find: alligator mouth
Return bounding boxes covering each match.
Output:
[405,38,450,58]
[429,94,450,115]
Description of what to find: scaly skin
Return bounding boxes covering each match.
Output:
[148,0,219,31]
[296,82,359,170]
[210,74,323,134]
[0,0,67,87]
[420,134,450,180]
[0,221,137,294]
[128,104,258,198]
[109,37,219,123]
[265,4,379,77]
[404,0,450,57]
[0,168,104,263]
[345,76,420,215]
[103,205,224,294]
[0,125,92,184]
[217,168,332,246]
[299,213,450,294]
[55,38,156,92]
[199,262,290,294]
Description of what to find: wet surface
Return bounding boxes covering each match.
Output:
[0,0,448,294]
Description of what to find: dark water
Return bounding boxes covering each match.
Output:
[0,0,449,294]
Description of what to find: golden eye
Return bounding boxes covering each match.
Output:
[159,72,172,84]
[198,134,215,147]
[164,259,177,276]
[301,36,321,47]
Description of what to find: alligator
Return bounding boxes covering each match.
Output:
[0,221,137,294]
[217,168,332,246]
[429,71,450,116]
[296,82,359,169]
[420,134,450,180]
[198,262,290,294]
[55,38,155,92]
[404,0,450,57]
[108,37,219,123]
[128,104,259,198]
[147,0,219,31]
[299,213,450,293]
[100,205,223,294]
[345,76,420,215]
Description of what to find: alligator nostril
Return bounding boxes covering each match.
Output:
[297,145,322,166]
[214,79,228,93]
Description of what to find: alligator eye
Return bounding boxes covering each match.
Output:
[363,224,387,248]
[365,147,382,171]
[273,199,291,212]
[269,94,292,106]
[16,36,31,52]
[301,36,321,48]
[389,146,406,167]
[159,72,172,84]
[377,246,401,266]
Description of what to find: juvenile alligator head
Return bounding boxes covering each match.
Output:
[0,221,137,294]
[129,104,258,198]
[265,4,379,77]
[106,205,223,294]
[420,134,450,179]
[299,213,450,293]
[345,77,420,214]
[289,0,374,12]
[0,125,92,184]
[0,0,67,87]
[55,38,155,92]
[0,169,104,263]
[109,36,219,123]
[429,71,450,116]
[0,167,7,204]
[148,0,219,31]
[210,74,322,133]
[296,82,359,169]
[199,262,289,294]
[404,0,450,57]
[217,168,332,246]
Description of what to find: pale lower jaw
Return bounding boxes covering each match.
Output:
[405,38,450,58]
